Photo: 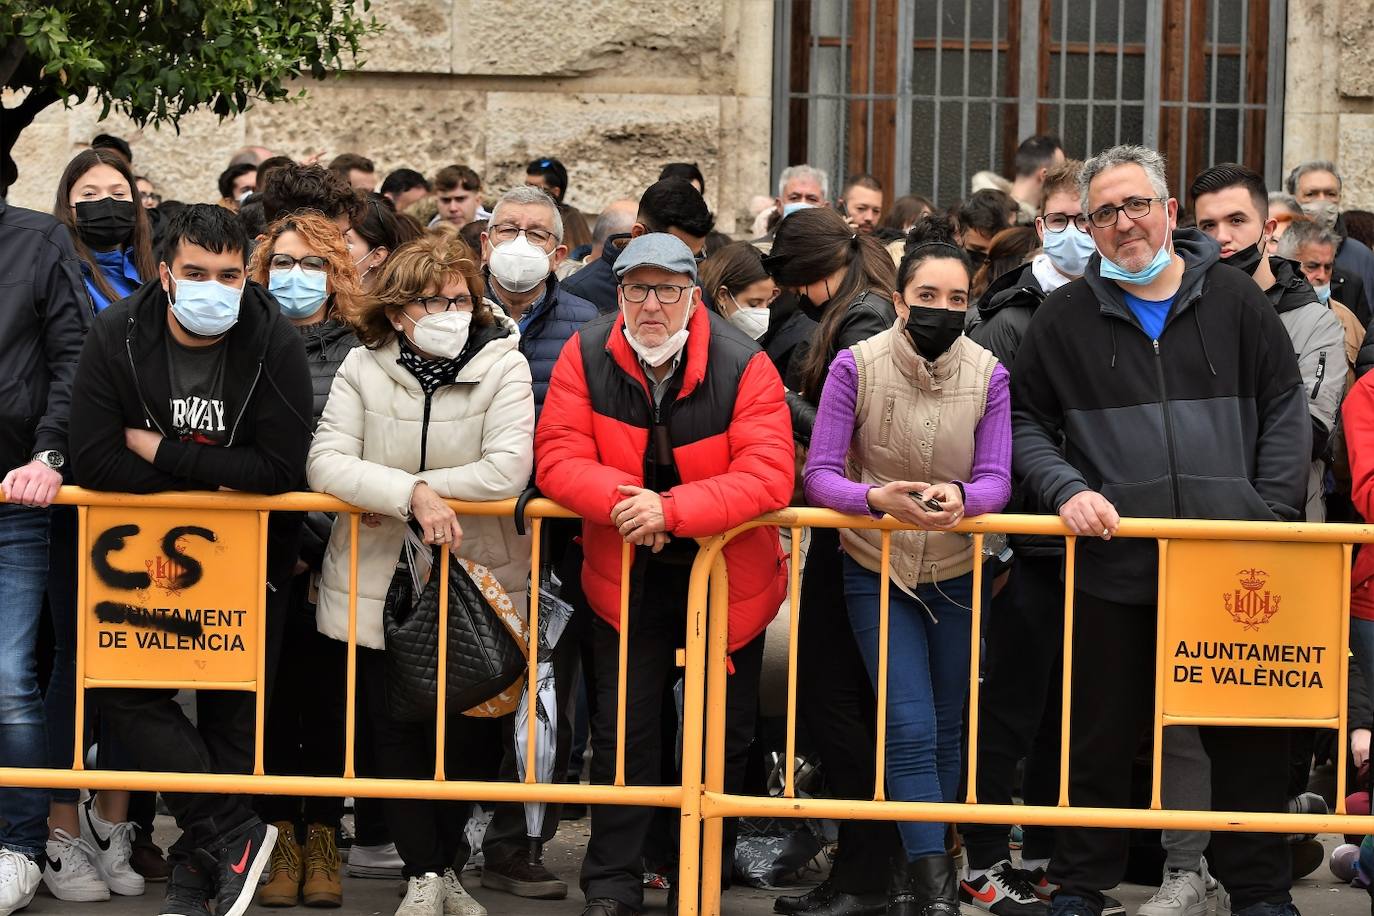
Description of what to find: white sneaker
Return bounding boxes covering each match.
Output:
[1138,865,1209,916]
[441,869,487,916]
[41,828,110,902]
[0,850,41,916]
[79,798,146,896]
[396,872,444,916]
[348,841,404,879]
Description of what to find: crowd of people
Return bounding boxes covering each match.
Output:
[1,130,1372,916]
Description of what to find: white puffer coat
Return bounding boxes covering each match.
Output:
[307,316,534,649]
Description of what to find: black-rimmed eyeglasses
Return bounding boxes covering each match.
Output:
[411,295,476,313]
[1075,197,1165,231]
[619,283,692,304]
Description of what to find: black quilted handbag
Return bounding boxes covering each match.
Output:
[382,546,526,723]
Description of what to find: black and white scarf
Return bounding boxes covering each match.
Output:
[396,337,465,395]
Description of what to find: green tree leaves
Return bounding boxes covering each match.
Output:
[0,0,382,188]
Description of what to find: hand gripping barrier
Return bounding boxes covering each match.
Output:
[687,508,1374,916]
[1,488,1373,916]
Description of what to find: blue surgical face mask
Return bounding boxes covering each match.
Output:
[168,275,242,337]
[1100,237,1173,286]
[269,266,329,319]
[781,202,815,218]
[1314,283,1332,304]
[1041,224,1097,277]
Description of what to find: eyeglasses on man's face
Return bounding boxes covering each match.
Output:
[1075,196,1165,231]
[619,283,692,305]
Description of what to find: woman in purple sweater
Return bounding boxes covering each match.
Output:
[803,216,1012,916]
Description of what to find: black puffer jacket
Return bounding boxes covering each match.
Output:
[970,263,1063,558]
[298,317,361,568]
[301,318,360,426]
[788,290,895,446]
[759,293,816,391]
[969,262,1046,366]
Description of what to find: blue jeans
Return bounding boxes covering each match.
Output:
[0,504,52,855]
[843,555,972,860]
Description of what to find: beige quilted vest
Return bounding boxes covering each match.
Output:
[840,320,998,589]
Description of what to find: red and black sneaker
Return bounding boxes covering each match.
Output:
[961,861,1049,916]
[1020,868,1124,916]
[208,821,278,916]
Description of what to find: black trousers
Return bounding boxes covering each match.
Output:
[257,573,346,832]
[356,645,504,878]
[94,686,260,859]
[579,561,764,910]
[1047,590,1292,913]
[794,529,901,893]
[964,555,1064,869]
[92,581,287,860]
[479,614,582,859]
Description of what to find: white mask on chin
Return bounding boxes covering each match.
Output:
[623,302,693,368]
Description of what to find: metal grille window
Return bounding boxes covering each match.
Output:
[773,0,1287,205]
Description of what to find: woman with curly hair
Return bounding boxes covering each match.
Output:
[245,211,366,908]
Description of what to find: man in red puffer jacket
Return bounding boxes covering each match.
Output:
[536,233,793,916]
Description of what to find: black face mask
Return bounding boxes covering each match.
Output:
[1226,240,1265,277]
[964,248,988,270]
[75,198,137,250]
[797,293,824,322]
[905,305,966,360]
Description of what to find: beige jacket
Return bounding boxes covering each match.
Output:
[307,317,535,649]
[840,326,998,589]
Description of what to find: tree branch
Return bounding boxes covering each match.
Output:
[0,38,27,90]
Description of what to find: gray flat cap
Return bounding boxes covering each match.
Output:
[613,232,698,282]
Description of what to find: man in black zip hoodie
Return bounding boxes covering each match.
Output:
[69,205,312,916]
[1012,146,1309,916]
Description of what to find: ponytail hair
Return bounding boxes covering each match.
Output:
[766,207,896,402]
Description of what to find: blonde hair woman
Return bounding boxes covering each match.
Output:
[307,232,534,916]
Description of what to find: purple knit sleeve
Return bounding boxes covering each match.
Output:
[802,350,881,517]
[955,363,1013,517]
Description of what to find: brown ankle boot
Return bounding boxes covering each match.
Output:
[301,823,343,908]
[258,821,302,907]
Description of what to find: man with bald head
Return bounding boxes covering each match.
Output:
[228,146,274,168]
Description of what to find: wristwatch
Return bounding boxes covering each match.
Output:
[32,450,65,470]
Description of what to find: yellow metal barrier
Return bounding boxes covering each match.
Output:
[688,509,1374,916]
[0,487,714,914]
[5,488,1374,916]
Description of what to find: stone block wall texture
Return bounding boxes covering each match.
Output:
[1286,0,1374,210]
[6,0,773,232]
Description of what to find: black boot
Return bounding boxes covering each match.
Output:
[889,854,959,916]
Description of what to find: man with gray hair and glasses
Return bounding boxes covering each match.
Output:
[1287,159,1374,320]
[1012,144,1308,916]
[480,186,598,419]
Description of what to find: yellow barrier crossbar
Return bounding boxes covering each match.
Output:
[9,487,1374,916]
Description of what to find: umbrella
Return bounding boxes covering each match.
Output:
[513,584,574,865]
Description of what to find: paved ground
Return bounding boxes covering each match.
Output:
[20,820,1374,916]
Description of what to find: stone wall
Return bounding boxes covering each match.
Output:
[6,0,773,232]
[1285,0,1374,209]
